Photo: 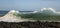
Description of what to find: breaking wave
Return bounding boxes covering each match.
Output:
[0,10,34,22]
[40,8,60,15]
[0,8,60,22]
[33,8,60,15]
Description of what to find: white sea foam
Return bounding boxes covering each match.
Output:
[32,8,60,15]
[40,8,56,13]
[0,8,60,22]
[0,10,34,22]
[37,8,60,15]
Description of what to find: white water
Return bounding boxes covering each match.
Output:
[41,8,56,13]
[0,10,35,22]
[0,8,60,22]
[33,8,60,15]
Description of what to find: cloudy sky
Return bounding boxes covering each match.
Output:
[0,0,60,11]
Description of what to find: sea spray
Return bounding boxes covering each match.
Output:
[3,10,20,18]
[0,10,22,22]
[0,10,35,22]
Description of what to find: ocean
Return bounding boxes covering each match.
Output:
[0,11,9,16]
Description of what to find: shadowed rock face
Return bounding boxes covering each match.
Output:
[0,21,60,28]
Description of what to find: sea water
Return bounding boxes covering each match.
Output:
[0,11,9,16]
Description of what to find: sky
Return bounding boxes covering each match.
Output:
[0,0,60,11]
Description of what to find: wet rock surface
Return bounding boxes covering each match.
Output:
[0,21,60,28]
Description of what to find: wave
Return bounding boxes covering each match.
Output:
[33,8,60,15]
[0,8,60,22]
[3,10,20,18]
[0,10,33,22]
[0,10,21,22]
[40,8,56,13]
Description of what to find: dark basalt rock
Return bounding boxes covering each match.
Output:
[0,21,60,28]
